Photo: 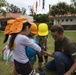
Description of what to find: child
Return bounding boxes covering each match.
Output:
[36,23,49,75]
[8,18,42,75]
[26,22,40,75]
[26,22,38,68]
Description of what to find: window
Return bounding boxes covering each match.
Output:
[70,19,73,21]
[66,19,68,22]
[62,19,64,22]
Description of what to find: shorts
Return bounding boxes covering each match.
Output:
[14,60,32,75]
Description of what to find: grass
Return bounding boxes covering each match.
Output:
[0,31,76,75]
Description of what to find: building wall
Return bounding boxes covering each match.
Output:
[54,17,76,25]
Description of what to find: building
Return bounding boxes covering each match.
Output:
[49,14,76,29]
[0,12,34,28]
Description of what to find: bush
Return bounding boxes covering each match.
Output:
[62,25,76,30]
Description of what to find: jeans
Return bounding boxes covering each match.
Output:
[45,52,73,75]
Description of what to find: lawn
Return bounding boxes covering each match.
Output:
[0,31,76,75]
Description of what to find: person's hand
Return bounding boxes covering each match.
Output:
[42,51,48,56]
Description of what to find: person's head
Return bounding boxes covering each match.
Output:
[50,24,64,41]
[38,23,48,36]
[27,22,37,38]
[20,21,31,35]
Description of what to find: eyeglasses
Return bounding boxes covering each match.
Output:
[51,32,60,39]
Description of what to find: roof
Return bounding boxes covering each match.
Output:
[0,12,22,19]
[49,14,76,19]
[0,12,34,22]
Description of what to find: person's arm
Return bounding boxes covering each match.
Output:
[43,51,54,57]
[23,35,41,52]
[64,59,76,75]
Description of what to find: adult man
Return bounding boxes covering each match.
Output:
[44,24,76,75]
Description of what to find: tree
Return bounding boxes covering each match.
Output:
[0,0,8,15]
[69,5,76,14]
[21,7,26,15]
[50,2,76,16]
[33,14,49,23]
[7,4,26,15]
[7,4,21,13]
[71,0,76,7]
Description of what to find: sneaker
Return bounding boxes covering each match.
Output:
[33,69,40,75]
[33,72,36,75]
[38,68,45,75]
[33,69,36,75]
[35,73,40,75]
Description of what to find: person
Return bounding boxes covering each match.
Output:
[36,23,49,75]
[26,22,39,75]
[3,19,18,75]
[43,24,76,75]
[8,18,41,75]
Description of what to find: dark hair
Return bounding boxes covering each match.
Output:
[9,33,18,50]
[3,22,8,43]
[22,21,31,31]
[9,21,31,50]
[27,33,34,38]
[3,34,9,43]
[50,24,64,34]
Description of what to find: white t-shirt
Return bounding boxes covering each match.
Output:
[13,34,41,63]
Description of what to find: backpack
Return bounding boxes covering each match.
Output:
[26,38,38,64]
[2,45,13,64]
[26,38,38,57]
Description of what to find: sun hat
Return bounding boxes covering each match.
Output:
[9,18,31,34]
[4,20,15,34]
[30,22,38,34]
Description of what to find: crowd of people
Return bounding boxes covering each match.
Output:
[2,17,76,75]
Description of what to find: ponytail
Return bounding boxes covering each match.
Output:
[3,34,9,43]
[8,33,17,50]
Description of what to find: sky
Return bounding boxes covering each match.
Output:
[6,0,71,14]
